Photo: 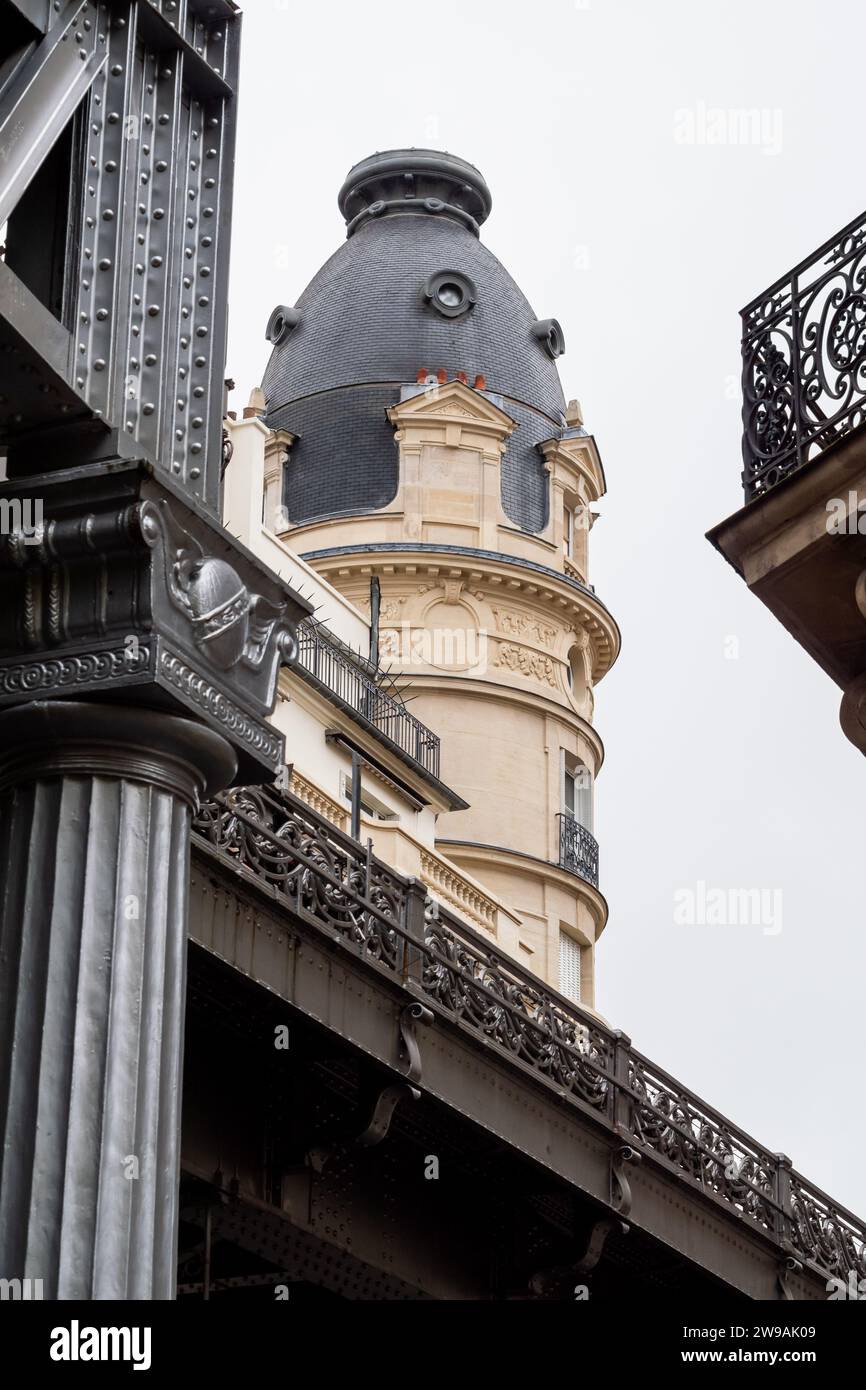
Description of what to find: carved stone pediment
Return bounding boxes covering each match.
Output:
[387,379,518,445]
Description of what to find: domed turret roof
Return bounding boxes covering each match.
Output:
[262,150,567,532]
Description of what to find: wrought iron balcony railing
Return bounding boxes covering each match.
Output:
[191,783,866,1289]
[294,619,441,779]
[557,811,599,887]
[741,210,866,500]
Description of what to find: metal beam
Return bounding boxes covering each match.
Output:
[0,0,105,229]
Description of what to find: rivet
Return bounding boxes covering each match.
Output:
[151,255,163,267]
[201,236,213,248]
[107,112,120,124]
[102,208,114,220]
[94,359,105,370]
[104,159,117,172]
[147,305,160,316]
[145,354,157,366]
[152,208,165,219]
[195,356,206,367]
[190,466,201,478]
[143,403,155,415]
[97,309,108,320]
[198,296,209,307]
[191,443,202,454]
[192,417,203,428]
[156,160,168,172]
[202,207,214,218]
[99,258,111,270]
[200,266,211,277]
[195,326,208,337]
[111,63,123,75]
[158,113,170,125]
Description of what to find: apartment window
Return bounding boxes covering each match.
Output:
[563,503,574,558]
[340,773,399,822]
[563,752,593,831]
[559,931,582,1004]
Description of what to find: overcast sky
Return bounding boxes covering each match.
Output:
[227,0,866,1215]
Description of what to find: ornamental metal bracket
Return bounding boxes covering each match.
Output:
[611,1143,641,1217]
[308,1003,434,1169]
[528,1216,629,1298]
[777,1255,803,1301]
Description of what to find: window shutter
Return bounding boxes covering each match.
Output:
[559,931,582,1003]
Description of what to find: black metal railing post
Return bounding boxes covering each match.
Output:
[611,1029,633,1137]
[774,1152,794,1249]
[401,877,428,986]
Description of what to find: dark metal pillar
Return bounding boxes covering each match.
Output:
[0,0,312,1302]
[0,701,236,1299]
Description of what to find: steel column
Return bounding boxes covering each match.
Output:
[0,700,235,1299]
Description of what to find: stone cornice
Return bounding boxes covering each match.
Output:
[302,543,621,681]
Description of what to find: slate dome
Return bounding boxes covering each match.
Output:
[262,150,568,533]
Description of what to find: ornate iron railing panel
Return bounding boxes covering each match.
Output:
[192,784,866,1285]
[742,209,866,499]
[557,811,599,887]
[790,1174,866,1289]
[295,619,441,778]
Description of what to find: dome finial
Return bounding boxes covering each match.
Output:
[338,149,493,239]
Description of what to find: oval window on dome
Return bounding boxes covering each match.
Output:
[424,270,477,319]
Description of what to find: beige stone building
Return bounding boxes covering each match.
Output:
[228,149,620,1010]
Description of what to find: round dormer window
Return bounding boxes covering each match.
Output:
[532,317,566,360]
[424,270,477,319]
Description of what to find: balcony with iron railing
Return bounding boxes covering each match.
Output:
[557,811,600,888]
[741,209,866,500]
[294,618,441,780]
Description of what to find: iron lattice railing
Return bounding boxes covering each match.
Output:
[191,783,866,1290]
[741,210,866,500]
[294,620,441,779]
[557,811,600,888]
